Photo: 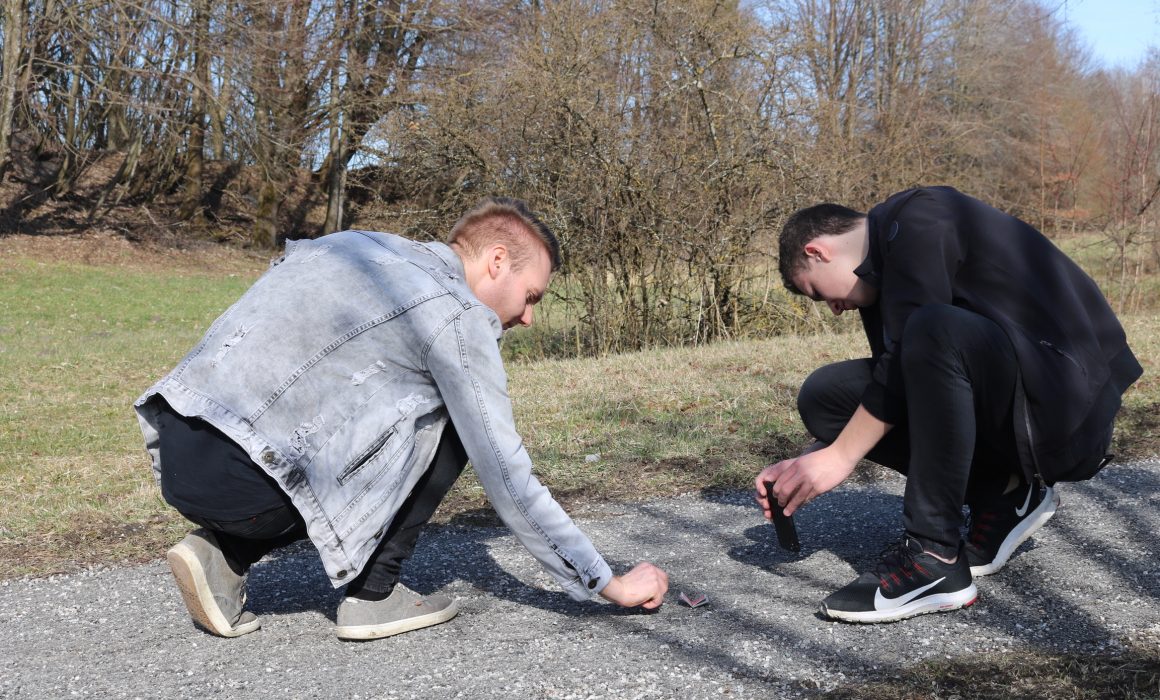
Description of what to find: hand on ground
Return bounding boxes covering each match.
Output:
[599,562,669,609]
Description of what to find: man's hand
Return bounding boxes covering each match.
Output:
[754,446,858,518]
[599,562,669,609]
[756,406,890,518]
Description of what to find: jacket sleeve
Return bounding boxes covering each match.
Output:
[861,190,966,424]
[424,305,613,601]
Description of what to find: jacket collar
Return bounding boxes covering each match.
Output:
[419,241,467,280]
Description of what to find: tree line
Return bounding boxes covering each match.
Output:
[0,0,1156,354]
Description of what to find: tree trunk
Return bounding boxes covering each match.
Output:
[0,0,24,174]
[253,179,281,248]
[322,65,344,234]
[53,55,83,195]
[179,0,211,221]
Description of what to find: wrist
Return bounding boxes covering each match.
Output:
[598,576,621,602]
[826,442,861,469]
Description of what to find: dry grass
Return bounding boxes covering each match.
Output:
[439,328,864,521]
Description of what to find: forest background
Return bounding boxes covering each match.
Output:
[0,0,1157,357]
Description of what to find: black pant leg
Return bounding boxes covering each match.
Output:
[155,398,307,573]
[797,358,911,472]
[898,305,1020,558]
[179,507,307,575]
[346,422,468,596]
[795,306,1022,559]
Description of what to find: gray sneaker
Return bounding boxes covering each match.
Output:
[166,529,260,638]
[335,585,459,640]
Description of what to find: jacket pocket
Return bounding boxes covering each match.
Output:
[1039,339,1086,376]
[337,426,398,486]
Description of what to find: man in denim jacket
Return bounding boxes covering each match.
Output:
[136,197,668,640]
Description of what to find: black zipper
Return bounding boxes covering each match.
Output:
[1039,340,1085,375]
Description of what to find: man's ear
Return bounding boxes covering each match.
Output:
[803,240,832,263]
[486,244,509,279]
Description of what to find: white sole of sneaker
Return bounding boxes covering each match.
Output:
[821,583,979,624]
[335,598,460,641]
[167,541,261,638]
[970,487,1059,577]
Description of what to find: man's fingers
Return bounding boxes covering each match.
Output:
[784,481,815,517]
[762,463,789,501]
[772,466,800,505]
[776,469,812,517]
[627,563,668,609]
[643,567,668,608]
[754,464,782,497]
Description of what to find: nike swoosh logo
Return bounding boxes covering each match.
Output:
[1015,486,1033,517]
[873,577,946,611]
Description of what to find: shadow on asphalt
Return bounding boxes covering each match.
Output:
[236,461,1157,681]
[241,517,657,623]
[711,464,1160,661]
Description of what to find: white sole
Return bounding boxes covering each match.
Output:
[821,583,978,624]
[970,487,1059,577]
[335,598,460,640]
[167,540,260,638]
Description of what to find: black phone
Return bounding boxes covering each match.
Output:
[764,481,801,552]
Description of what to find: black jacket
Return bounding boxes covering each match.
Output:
[855,186,1142,483]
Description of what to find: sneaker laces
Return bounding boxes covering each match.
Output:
[872,537,931,594]
[966,510,1000,546]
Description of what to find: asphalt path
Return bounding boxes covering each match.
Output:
[3,459,1159,699]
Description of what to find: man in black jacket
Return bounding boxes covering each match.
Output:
[756,186,1142,623]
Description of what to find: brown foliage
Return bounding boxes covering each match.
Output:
[0,0,1156,353]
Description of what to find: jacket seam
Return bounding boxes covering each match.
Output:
[246,292,448,424]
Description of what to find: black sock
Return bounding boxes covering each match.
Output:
[211,535,252,577]
[347,583,395,602]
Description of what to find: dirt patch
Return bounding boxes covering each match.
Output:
[749,432,811,462]
[1114,401,1160,460]
[0,229,268,277]
[0,513,184,579]
[827,644,1160,699]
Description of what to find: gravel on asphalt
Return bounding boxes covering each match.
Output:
[3,460,1158,699]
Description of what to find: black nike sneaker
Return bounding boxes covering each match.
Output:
[820,536,977,623]
[966,483,1058,577]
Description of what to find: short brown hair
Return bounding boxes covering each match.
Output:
[778,203,865,294]
[448,197,562,272]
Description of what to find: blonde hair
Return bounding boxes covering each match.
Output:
[448,197,561,272]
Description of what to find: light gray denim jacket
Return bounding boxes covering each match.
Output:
[135,230,612,601]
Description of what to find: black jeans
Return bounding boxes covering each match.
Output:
[157,402,467,596]
[797,304,1023,558]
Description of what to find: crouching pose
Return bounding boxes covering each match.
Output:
[756,186,1141,623]
[136,197,668,640]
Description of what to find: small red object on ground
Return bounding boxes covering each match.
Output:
[679,591,709,608]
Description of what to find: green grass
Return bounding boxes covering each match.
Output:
[0,256,258,573]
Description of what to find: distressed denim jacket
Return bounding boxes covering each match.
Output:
[135,230,612,601]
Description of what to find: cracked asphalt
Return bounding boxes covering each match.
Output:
[3,459,1158,699]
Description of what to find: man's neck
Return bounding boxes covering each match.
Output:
[832,218,870,266]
